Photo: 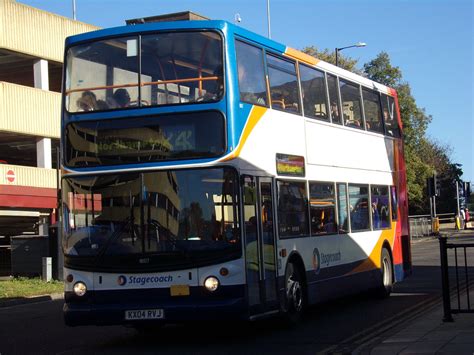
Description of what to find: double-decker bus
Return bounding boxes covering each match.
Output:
[61,18,411,327]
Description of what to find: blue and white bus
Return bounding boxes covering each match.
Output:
[61,17,411,327]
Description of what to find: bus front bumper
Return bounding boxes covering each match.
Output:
[64,288,247,326]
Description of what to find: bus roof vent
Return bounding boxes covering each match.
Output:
[126,11,210,25]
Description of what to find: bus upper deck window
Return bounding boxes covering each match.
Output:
[235,40,268,106]
[65,31,223,113]
[382,95,401,137]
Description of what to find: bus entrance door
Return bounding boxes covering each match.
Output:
[243,176,278,316]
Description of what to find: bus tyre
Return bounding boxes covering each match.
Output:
[376,248,393,298]
[283,262,306,323]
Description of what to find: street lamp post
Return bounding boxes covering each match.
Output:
[267,0,271,39]
[335,42,366,67]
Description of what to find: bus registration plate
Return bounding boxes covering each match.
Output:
[125,309,164,320]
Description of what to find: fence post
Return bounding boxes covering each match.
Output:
[439,236,453,322]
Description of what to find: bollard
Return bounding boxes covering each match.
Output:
[455,216,461,230]
[42,257,52,282]
[432,217,440,234]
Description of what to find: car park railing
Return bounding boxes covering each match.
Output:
[409,215,433,238]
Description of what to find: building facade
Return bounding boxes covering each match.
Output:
[0,0,98,275]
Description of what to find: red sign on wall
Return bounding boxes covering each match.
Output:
[6,169,15,183]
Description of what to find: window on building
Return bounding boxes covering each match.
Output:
[327,74,341,124]
[309,182,337,235]
[371,185,390,229]
[266,54,300,114]
[235,40,268,106]
[340,79,364,129]
[349,184,369,231]
[277,181,308,237]
[299,65,328,120]
[363,88,384,133]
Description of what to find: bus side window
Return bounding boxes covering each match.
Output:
[277,181,309,237]
[348,184,369,231]
[390,186,399,221]
[327,74,342,124]
[337,183,349,233]
[371,185,390,229]
[340,79,364,129]
[309,182,337,235]
[299,64,328,121]
[362,88,384,134]
[235,40,268,106]
[266,54,300,114]
[382,94,401,138]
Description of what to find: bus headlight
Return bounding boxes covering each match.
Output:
[73,282,87,297]
[204,276,220,292]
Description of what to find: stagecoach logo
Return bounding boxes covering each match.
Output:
[118,275,127,286]
[117,274,174,287]
[312,248,321,275]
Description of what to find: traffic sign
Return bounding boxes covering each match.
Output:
[6,169,15,183]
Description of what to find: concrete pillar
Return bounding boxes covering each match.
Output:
[33,59,49,91]
[37,138,52,168]
[34,59,52,168]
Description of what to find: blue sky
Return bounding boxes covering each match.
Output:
[20,0,474,183]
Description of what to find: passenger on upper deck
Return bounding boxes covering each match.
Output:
[237,61,266,106]
[330,101,340,122]
[113,89,131,108]
[76,91,98,112]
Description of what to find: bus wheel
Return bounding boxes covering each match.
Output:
[376,248,393,298]
[284,262,306,323]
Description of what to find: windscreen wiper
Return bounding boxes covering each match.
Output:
[149,219,187,255]
[93,217,131,266]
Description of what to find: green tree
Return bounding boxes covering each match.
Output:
[363,51,401,87]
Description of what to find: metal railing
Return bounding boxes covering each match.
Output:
[439,235,474,322]
[409,213,458,238]
[409,215,432,238]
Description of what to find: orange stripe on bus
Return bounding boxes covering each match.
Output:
[285,47,319,66]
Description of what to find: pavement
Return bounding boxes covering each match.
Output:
[358,229,474,355]
[358,292,474,354]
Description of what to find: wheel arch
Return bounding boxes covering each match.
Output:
[285,251,307,290]
[381,240,394,279]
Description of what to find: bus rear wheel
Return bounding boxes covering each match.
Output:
[376,248,393,298]
[283,262,306,323]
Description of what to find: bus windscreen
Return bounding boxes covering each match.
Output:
[62,167,240,271]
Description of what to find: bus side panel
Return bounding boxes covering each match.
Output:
[277,230,392,306]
